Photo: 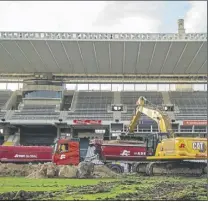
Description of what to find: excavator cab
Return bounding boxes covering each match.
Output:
[144,133,169,156]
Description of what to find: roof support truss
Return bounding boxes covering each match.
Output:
[0,73,206,84]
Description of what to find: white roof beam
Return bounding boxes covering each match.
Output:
[159,42,172,74]
[135,42,141,74]
[29,40,48,72]
[122,42,126,75]
[60,41,74,74]
[76,41,87,75]
[15,41,37,72]
[0,42,26,73]
[92,42,99,74]
[45,41,62,73]
[108,42,112,77]
[185,42,205,74]
[171,42,188,74]
[147,42,157,74]
[196,60,207,74]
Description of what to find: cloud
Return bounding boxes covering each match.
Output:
[0,1,206,33]
[184,1,207,32]
[0,1,107,32]
[93,1,164,32]
[0,1,164,33]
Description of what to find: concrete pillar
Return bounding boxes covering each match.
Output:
[57,127,61,139]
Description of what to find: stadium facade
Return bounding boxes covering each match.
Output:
[0,19,207,147]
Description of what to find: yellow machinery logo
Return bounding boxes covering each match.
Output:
[192,142,207,152]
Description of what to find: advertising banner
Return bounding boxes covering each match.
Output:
[183,120,208,126]
[73,120,102,125]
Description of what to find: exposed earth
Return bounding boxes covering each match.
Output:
[0,175,207,200]
[0,162,207,200]
[0,162,118,179]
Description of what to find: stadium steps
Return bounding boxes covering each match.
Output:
[3,141,13,146]
[161,92,176,121]
[59,111,68,120]
[5,110,15,120]
[3,134,20,146]
[15,93,23,110]
[113,92,121,121]
[69,91,78,112]
[114,91,121,104]
[0,90,12,110]
[1,90,17,110]
[161,92,171,104]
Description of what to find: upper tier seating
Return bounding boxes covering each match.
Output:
[121,91,164,121]
[169,91,207,120]
[0,90,12,109]
[11,104,60,120]
[0,89,206,122]
[0,111,6,120]
[67,91,113,120]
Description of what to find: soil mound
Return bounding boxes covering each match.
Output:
[93,165,119,178]
[0,162,121,179]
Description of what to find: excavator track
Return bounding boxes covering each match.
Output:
[133,160,207,177]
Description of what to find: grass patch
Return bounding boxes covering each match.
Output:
[0,176,207,200]
[0,177,115,193]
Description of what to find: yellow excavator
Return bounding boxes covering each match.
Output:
[128,96,207,176]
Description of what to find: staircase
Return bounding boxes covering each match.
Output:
[3,133,20,146]
[162,92,176,121]
[69,91,78,112]
[162,92,171,104]
[5,110,15,120]
[113,92,121,122]
[59,111,68,121]
[2,91,17,110]
[15,94,23,110]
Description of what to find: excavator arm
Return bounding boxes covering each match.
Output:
[127,96,175,138]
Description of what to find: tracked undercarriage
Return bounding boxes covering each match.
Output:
[132,160,207,177]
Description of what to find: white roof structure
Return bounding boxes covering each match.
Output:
[0,31,207,83]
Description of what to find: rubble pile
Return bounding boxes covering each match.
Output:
[0,162,119,179]
[58,165,78,178]
[0,163,33,177]
[93,165,119,178]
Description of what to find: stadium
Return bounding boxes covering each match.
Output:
[0,18,207,162]
[0,17,207,200]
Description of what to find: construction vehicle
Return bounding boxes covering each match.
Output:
[0,145,52,163]
[52,96,207,176]
[122,96,207,175]
[1,96,207,176]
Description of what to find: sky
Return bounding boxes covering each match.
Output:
[0,1,207,91]
[0,1,207,33]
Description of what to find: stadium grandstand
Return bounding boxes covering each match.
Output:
[0,19,207,155]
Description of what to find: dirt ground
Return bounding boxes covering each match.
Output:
[0,163,207,200]
[0,176,207,201]
[0,162,118,179]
